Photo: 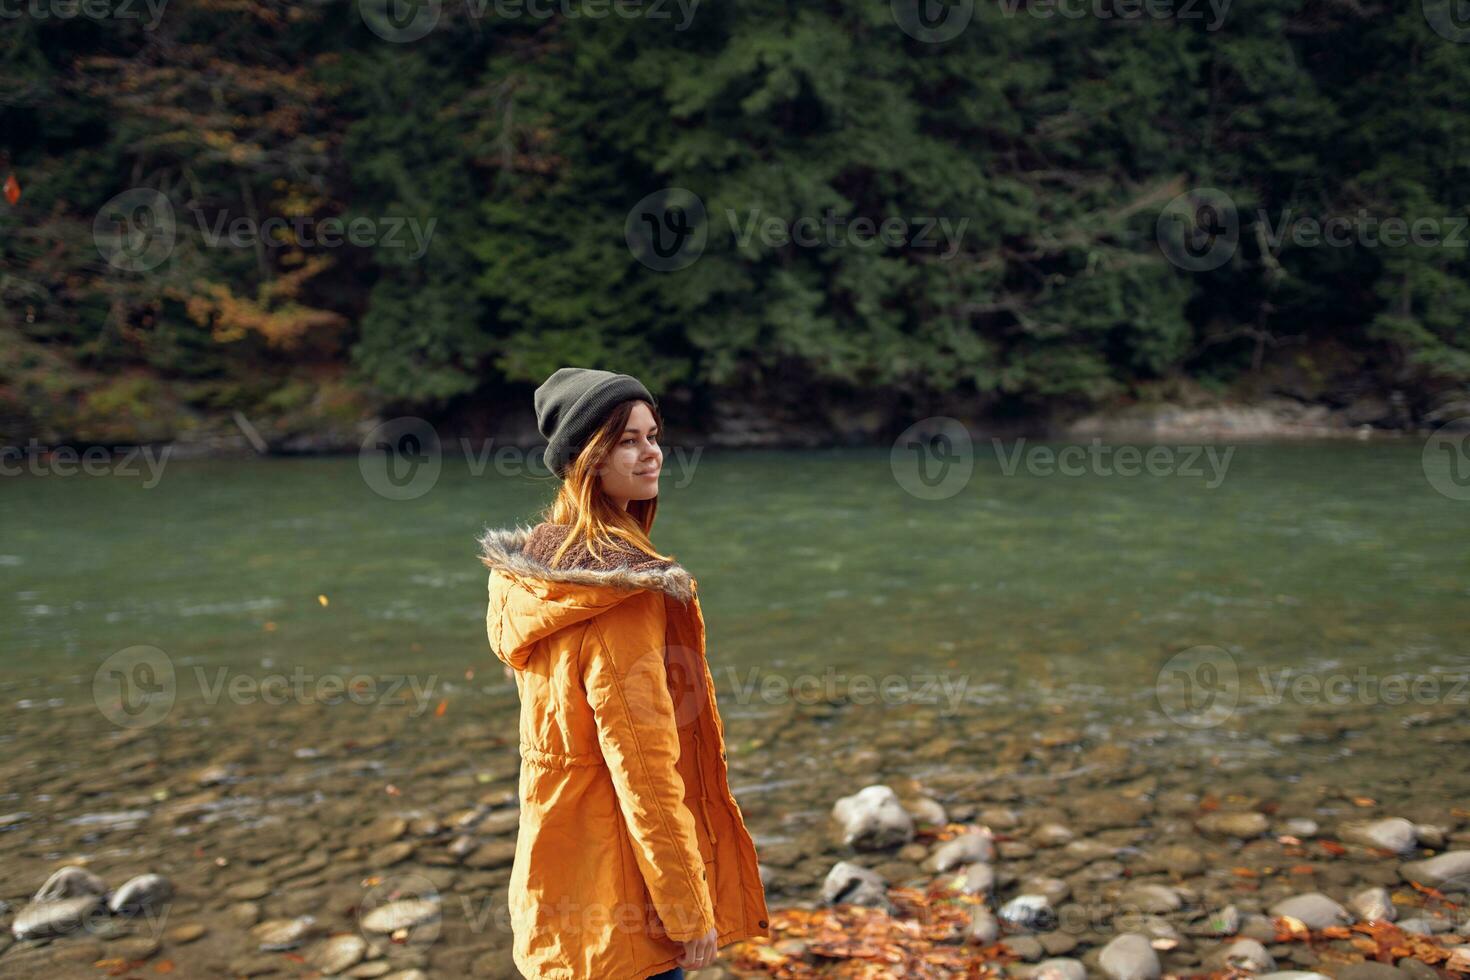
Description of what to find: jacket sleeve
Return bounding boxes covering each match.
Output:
[581,617,715,943]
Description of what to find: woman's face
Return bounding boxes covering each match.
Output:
[597,401,662,509]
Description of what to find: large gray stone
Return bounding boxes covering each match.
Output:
[1098,933,1161,980]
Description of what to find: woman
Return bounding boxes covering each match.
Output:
[477,367,771,980]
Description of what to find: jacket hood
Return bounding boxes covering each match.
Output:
[478,522,695,671]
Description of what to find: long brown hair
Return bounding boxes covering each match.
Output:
[538,398,676,568]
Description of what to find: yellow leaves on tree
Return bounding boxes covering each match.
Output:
[176,256,345,348]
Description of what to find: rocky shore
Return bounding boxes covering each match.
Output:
[4,684,1470,979]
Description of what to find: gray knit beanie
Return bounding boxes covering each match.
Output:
[534,367,657,478]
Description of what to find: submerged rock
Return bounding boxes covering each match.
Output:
[821,861,892,912]
[1400,851,1470,888]
[12,894,105,940]
[1000,894,1057,932]
[832,785,915,851]
[109,874,173,916]
[33,866,108,903]
[1340,818,1417,854]
[1269,893,1353,929]
[1098,933,1161,980]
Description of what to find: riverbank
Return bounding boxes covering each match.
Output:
[4,689,1469,979]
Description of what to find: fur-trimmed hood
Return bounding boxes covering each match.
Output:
[477,522,696,671]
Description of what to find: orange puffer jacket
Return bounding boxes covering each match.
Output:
[478,522,771,980]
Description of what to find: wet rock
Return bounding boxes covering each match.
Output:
[33,866,108,903]
[109,874,173,916]
[354,816,408,847]
[166,922,207,944]
[360,898,441,934]
[369,842,416,867]
[380,970,429,980]
[1033,958,1087,980]
[1000,840,1036,859]
[821,861,893,911]
[1120,883,1182,914]
[464,841,516,869]
[1197,812,1269,839]
[310,934,369,974]
[1349,886,1396,922]
[1007,935,1046,961]
[1039,931,1078,955]
[1340,818,1417,854]
[1400,851,1470,888]
[12,894,105,939]
[832,785,914,851]
[1000,895,1057,932]
[1280,819,1318,838]
[229,901,261,927]
[957,861,995,896]
[1020,876,1070,905]
[227,953,283,976]
[1255,974,1330,980]
[1334,964,1412,980]
[929,830,994,871]
[251,916,320,951]
[1098,933,1161,980]
[1395,916,1451,934]
[966,908,999,944]
[1074,797,1152,832]
[903,796,947,828]
[1064,839,1120,863]
[1188,905,1241,937]
[1143,843,1204,876]
[111,936,160,960]
[1216,938,1275,972]
[1035,824,1075,847]
[1268,893,1352,929]
[226,878,273,901]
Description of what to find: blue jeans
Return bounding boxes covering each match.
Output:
[646,968,685,980]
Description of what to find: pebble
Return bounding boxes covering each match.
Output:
[832,785,915,850]
[1219,937,1275,972]
[966,907,999,944]
[1349,886,1396,922]
[1268,893,1353,929]
[956,861,994,896]
[1098,932,1161,980]
[1007,935,1046,961]
[1340,818,1417,854]
[360,898,441,935]
[251,916,319,951]
[820,861,892,911]
[1334,964,1411,980]
[109,873,173,916]
[111,936,161,960]
[167,922,207,944]
[1033,958,1087,980]
[930,829,995,870]
[310,934,369,973]
[1120,883,1182,914]
[1000,894,1058,932]
[1197,812,1270,838]
[12,894,104,940]
[1034,824,1075,847]
[33,866,108,903]
[1400,851,1470,888]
